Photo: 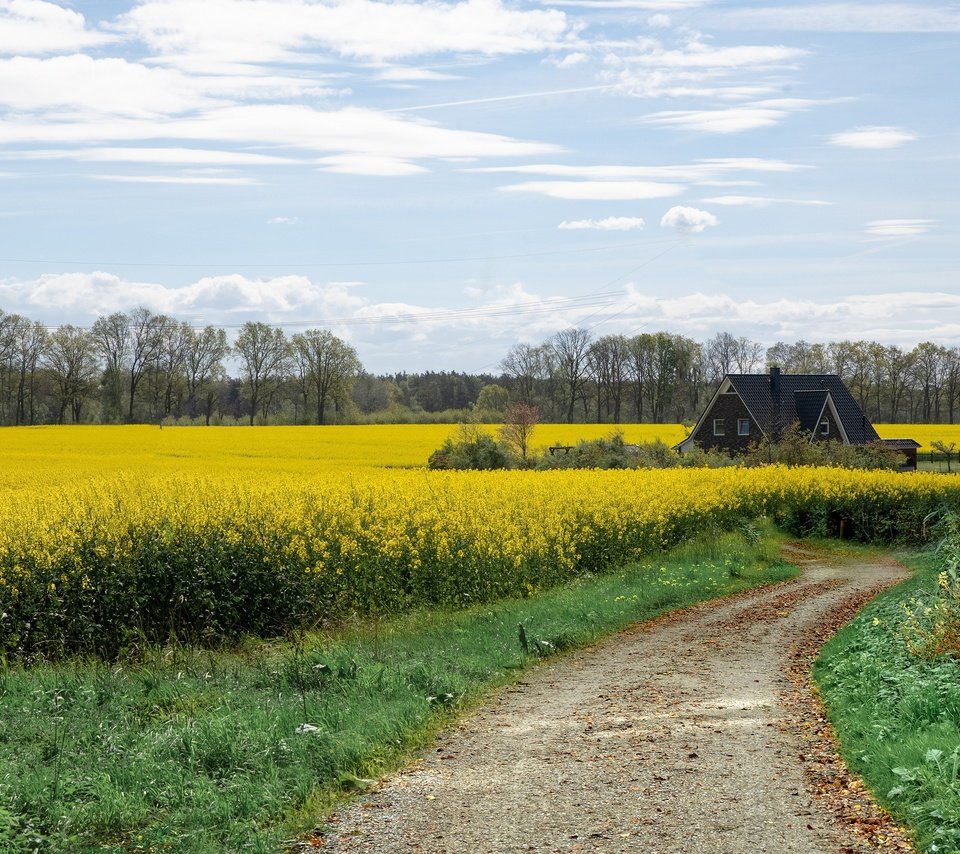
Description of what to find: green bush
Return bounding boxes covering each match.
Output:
[427,424,510,470]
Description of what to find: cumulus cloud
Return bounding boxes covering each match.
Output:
[558,216,645,230]
[829,125,918,149]
[660,205,717,233]
[865,219,937,238]
[4,272,959,371]
[647,14,672,27]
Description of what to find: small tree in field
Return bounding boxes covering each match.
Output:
[932,440,957,473]
[500,403,538,465]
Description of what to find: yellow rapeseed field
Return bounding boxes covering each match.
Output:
[0,424,957,656]
[875,424,960,453]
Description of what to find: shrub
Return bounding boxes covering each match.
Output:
[427,424,510,470]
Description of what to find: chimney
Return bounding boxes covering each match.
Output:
[770,366,782,440]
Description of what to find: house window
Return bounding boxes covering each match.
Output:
[713,419,725,436]
[738,419,750,436]
[820,419,830,435]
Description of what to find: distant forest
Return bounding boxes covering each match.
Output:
[2,307,959,426]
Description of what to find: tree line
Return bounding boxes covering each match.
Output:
[2,307,960,425]
[495,329,960,425]
[0,308,360,426]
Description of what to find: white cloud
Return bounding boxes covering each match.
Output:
[719,4,960,33]
[701,195,830,207]
[551,52,590,68]
[660,205,717,232]
[5,272,959,371]
[603,36,808,100]
[647,14,672,27]
[558,216,645,230]
[0,0,113,55]
[541,0,708,8]
[317,154,428,176]
[116,0,575,69]
[502,180,683,200]
[268,216,299,225]
[16,147,301,166]
[865,219,937,238]
[92,173,259,185]
[375,67,462,82]
[0,105,560,165]
[0,55,212,115]
[829,125,918,149]
[642,99,824,133]
[473,157,807,183]
[618,43,808,70]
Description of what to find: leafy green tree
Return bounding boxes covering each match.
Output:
[291,329,362,424]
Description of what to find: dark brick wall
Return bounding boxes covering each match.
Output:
[690,393,757,454]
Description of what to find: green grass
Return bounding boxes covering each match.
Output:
[0,526,796,853]
[814,549,960,853]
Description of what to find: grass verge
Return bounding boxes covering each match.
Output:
[814,549,960,853]
[0,526,795,853]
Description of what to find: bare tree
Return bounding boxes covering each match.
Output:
[125,307,166,422]
[550,328,592,423]
[499,402,538,464]
[588,334,630,423]
[500,342,547,406]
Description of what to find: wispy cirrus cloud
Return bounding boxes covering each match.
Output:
[92,173,259,185]
[865,219,937,238]
[702,195,830,207]
[717,3,960,33]
[13,147,302,166]
[829,125,918,149]
[558,216,645,230]
[502,180,683,200]
[642,98,829,133]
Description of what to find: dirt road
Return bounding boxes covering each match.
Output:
[320,545,914,853]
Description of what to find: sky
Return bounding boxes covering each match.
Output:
[0,0,957,373]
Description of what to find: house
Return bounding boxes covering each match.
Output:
[676,367,920,466]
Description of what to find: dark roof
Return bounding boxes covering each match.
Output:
[727,373,880,444]
[879,438,922,449]
[793,390,829,433]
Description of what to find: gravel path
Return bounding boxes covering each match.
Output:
[319,545,914,853]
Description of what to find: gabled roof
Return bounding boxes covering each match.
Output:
[725,372,879,444]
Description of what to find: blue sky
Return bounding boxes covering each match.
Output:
[0,0,957,372]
